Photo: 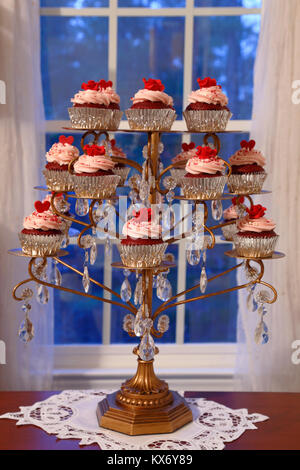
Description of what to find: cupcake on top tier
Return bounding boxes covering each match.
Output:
[19,200,65,256]
[183,77,231,132]
[180,145,227,199]
[118,208,167,268]
[228,139,266,194]
[222,196,245,241]
[43,135,79,192]
[233,204,278,258]
[69,79,122,130]
[170,142,197,184]
[71,144,120,199]
[109,138,130,186]
[126,78,176,131]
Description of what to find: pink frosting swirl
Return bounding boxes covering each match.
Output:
[223,205,239,220]
[122,219,162,239]
[131,89,173,107]
[185,156,225,175]
[229,149,266,167]
[23,210,64,231]
[71,87,120,106]
[188,86,228,106]
[74,154,115,174]
[237,216,276,233]
[172,148,197,165]
[46,142,79,166]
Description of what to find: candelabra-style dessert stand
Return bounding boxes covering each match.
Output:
[9,126,283,436]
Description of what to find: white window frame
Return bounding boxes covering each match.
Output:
[40,1,261,387]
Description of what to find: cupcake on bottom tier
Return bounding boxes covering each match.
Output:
[170,142,197,185]
[233,204,278,258]
[126,78,176,131]
[183,77,231,132]
[228,140,267,194]
[180,146,226,199]
[43,135,79,191]
[19,200,65,256]
[221,196,244,241]
[72,144,120,199]
[118,208,167,268]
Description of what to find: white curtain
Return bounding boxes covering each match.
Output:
[0,0,53,389]
[235,0,300,391]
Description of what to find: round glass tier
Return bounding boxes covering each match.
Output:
[224,249,285,260]
[8,248,69,258]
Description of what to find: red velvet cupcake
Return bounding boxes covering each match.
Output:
[170,142,197,185]
[43,135,79,191]
[126,78,176,131]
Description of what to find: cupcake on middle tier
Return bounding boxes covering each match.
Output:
[43,135,79,191]
[72,144,120,199]
[118,208,167,268]
[170,142,197,185]
[180,146,227,199]
[227,139,267,194]
[109,139,130,186]
[126,78,176,131]
[221,196,245,241]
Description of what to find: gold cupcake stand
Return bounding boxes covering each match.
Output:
[9,128,284,436]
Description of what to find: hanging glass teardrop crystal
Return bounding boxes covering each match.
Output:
[18,314,35,343]
[142,317,153,333]
[123,314,135,333]
[162,206,175,230]
[157,276,172,301]
[75,198,89,217]
[134,276,143,305]
[211,199,223,221]
[139,180,150,202]
[82,266,90,293]
[158,142,164,154]
[187,248,201,266]
[142,144,148,159]
[105,237,112,256]
[36,285,49,305]
[200,267,208,293]
[120,278,132,302]
[50,264,62,286]
[157,314,170,333]
[138,333,155,361]
[90,241,97,265]
[134,308,145,337]
[20,288,33,300]
[22,302,31,313]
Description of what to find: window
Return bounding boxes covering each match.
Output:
[40,1,261,381]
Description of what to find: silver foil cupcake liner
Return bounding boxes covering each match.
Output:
[233,234,279,258]
[72,174,120,199]
[19,232,64,256]
[227,173,267,194]
[180,175,227,200]
[113,167,130,186]
[125,108,176,131]
[170,168,186,186]
[183,109,232,132]
[221,222,237,241]
[68,107,123,130]
[43,169,74,192]
[118,242,167,268]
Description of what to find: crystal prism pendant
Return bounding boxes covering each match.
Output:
[200,267,208,293]
[75,198,89,216]
[211,200,223,221]
[105,237,111,256]
[123,314,135,333]
[138,333,155,361]
[82,266,90,293]
[134,308,145,337]
[120,278,132,302]
[50,261,62,286]
[157,277,172,301]
[186,249,201,266]
[157,315,170,333]
[90,242,97,265]
[134,276,143,305]
[18,314,35,343]
[36,285,49,305]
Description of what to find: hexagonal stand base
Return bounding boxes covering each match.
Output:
[96,390,193,436]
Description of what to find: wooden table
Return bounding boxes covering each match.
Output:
[0,391,299,450]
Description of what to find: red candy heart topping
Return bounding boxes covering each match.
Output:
[59,135,74,145]
[232,196,245,206]
[110,139,116,148]
[142,78,165,92]
[197,77,221,89]
[182,142,195,152]
[240,139,256,151]
[81,79,113,91]
[34,200,50,213]
[195,145,217,159]
[246,204,266,219]
[84,144,106,156]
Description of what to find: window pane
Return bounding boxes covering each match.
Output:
[194,0,261,6]
[118,0,185,6]
[41,16,108,119]
[193,15,260,119]
[117,17,184,117]
[41,1,108,6]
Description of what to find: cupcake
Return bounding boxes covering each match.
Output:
[227,140,267,194]
[170,142,197,185]
[43,135,79,192]
[125,78,176,131]
[221,196,245,241]
[68,79,122,130]
[183,77,231,132]
[19,200,65,256]
[118,208,167,268]
[72,144,120,199]
[233,204,278,258]
[180,146,227,199]
[109,138,130,186]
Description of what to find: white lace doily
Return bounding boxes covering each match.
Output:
[0,390,268,450]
